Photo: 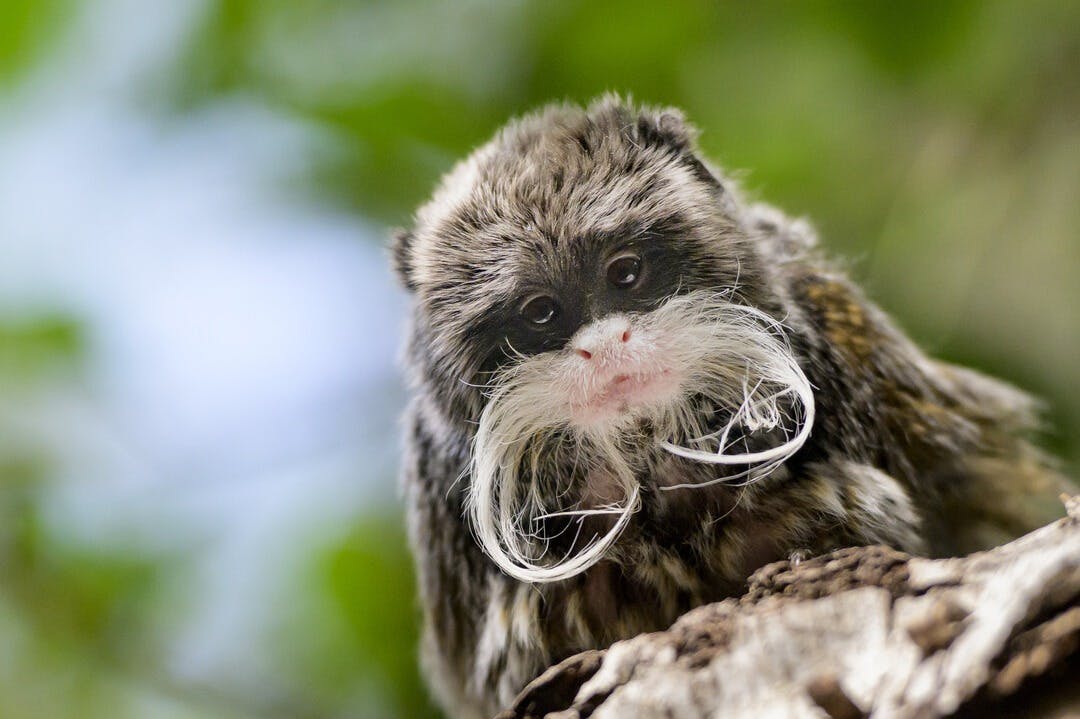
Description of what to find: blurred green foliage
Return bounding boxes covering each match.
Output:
[169,0,1080,450]
[0,315,83,382]
[0,0,69,85]
[3,500,158,652]
[0,328,197,718]
[272,518,439,718]
[1,1,1078,717]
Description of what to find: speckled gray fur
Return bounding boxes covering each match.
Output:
[391,95,1067,719]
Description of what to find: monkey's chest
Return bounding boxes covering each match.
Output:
[536,453,798,656]
[536,534,775,660]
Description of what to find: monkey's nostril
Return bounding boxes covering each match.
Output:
[577,349,593,360]
[621,330,631,343]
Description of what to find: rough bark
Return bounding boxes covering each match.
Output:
[498,497,1080,719]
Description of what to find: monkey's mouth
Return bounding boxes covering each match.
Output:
[572,369,678,424]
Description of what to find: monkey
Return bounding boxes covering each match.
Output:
[390,95,1069,719]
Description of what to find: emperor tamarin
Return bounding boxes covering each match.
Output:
[391,95,1067,719]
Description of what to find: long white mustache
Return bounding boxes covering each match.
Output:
[466,290,816,583]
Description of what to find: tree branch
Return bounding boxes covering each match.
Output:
[499,497,1080,719]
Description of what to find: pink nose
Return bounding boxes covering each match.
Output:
[573,317,632,360]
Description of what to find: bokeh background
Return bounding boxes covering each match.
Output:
[1,1,1077,717]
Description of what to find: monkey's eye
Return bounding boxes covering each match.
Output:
[520,295,558,325]
[606,253,642,289]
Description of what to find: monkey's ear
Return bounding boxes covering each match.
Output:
[635,106,696,154]
[636,106,727,192]
[391,228,418,292]
[746,202,818,256]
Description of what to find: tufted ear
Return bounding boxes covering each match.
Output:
[588,94,693,152]
[745,202,818,257]
[391,228,418,292]
[636,104,726,193]
[636,106,696,153]
[643,106,695,156]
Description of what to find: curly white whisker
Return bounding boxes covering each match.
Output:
[465,290,815,583]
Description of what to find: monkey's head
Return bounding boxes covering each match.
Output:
[394,96,815,582]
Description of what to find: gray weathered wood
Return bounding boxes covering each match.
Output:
[499,497,1080,719]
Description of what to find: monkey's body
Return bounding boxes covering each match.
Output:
[393,97,1066,719]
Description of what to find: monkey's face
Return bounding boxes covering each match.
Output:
[465,215,726,431]
[396,100,750,425]
[394,98,814,582]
